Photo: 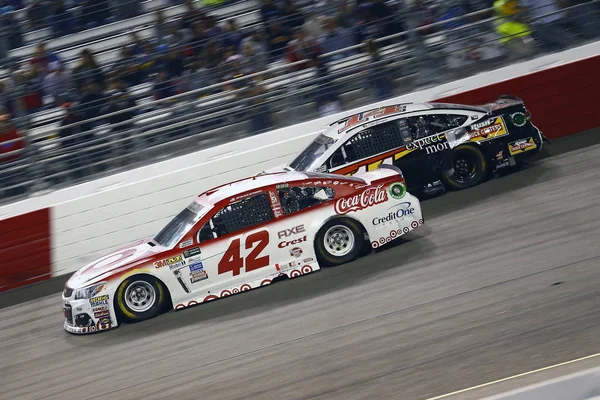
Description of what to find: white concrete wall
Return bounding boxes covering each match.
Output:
[482,366,600,400]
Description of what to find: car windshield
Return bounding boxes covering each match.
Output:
[289,134,337,171]
[153,202,208,248]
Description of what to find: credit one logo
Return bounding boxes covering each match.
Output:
[372,202,415,225]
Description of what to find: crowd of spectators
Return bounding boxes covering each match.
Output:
[1,0,597,122]
[0,0,202,44]
[1,0,599,200]
[1,0,420,129]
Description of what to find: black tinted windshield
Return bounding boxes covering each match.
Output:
[153,202,207,248]
[289,134,337,171]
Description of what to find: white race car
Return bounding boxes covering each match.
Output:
[62,166,423,334]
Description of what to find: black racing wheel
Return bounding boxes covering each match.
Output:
[115,275,168,323]
[314,218,365,267]
[441,145,489,190]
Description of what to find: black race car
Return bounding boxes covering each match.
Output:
[266,95,549,195]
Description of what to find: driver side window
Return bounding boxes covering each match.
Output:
[407,114,469,139]
[197,193,274,243]
[327,121,406,169]
[277,186,335,215]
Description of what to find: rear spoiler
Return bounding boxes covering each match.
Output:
[481,95,525,113]
[353,164,405,185]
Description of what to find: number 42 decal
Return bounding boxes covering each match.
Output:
[218,230,270,276]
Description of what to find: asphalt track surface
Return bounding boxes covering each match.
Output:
[1,130,600,400]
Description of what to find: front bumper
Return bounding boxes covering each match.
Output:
[62,287,118,334]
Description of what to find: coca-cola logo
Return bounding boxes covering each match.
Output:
[334,184,388,215]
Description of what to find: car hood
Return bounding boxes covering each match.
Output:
[66,238,158,288]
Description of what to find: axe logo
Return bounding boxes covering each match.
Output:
[277,224,306,239]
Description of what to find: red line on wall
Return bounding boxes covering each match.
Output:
[434,55,600,140]
[0,208,52,292]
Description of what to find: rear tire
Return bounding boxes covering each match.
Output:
[441,145,488,190]
[315,218,365,267]
[115,275,166,323]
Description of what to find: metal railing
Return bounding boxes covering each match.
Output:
[1,1,599,204]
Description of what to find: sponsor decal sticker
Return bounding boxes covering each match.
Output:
[278,224,306,239]
[468,117,509,142]
[290,247,303,258]
[190,270,208,283]
[154,255,184,269]
[269,190,283,217]
[189,262,208,283]
[278,236,307,248]
[179,239,193,248]
[98,317,111,325]
[303,257,314,263]
[388,182,406,199]
[471,118,494,129]
[230,190,262,203]
[170,261,186,270]
[90,295,109,307]
[337,105,408,134]
[283,261,300,271]
[189,262,205,272]
[183,247,201,258]
[334,184,387,215]
[405,132,449,155]
[372,202,416,226]
[269,191,279,204]
[508,137,537,155]
[511,112,528,127]
[276,183,289,189]
[94,310,110,318]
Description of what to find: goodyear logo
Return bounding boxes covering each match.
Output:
[154,255,183,269]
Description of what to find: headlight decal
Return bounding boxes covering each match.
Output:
[73,283,106,300]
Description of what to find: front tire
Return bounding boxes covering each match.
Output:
[441,145,489,190]
[115,275,166,323]
[315,218,365,267]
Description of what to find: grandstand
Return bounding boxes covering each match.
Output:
[0,0,598,203]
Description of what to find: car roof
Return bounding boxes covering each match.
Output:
[327,103,430,130]
[322,101,488,139]
[195,171,364,205]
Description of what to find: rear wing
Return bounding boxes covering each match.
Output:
[353,164,405,186]
[480,95,525,113]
